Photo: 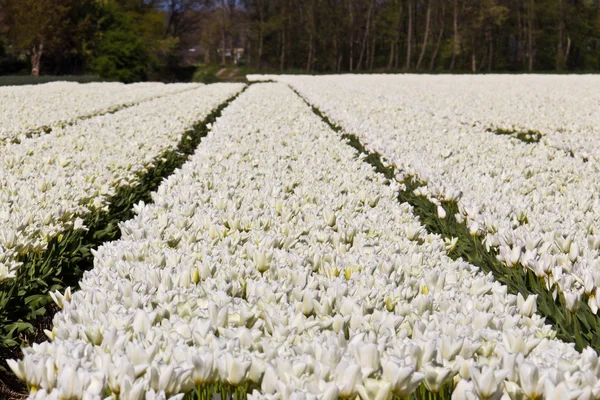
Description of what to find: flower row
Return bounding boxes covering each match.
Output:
[0,81,200,143]
[12,83,598,400]
[0,83,244,283]
[248,74,600,160]
[253,75,600,328]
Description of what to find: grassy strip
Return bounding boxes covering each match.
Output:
[183,383,259,400]
[486,127,587,161]
[291,87,600,353]
[181,382,456,400]
[486,127,542,144]
[0,87,246,394]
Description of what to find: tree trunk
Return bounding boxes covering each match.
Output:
[488,22,493,71]
[220,0,227,65]
[357,0,373,70]
[334,35,339,71]
[257,1,264,69]
[450,0,458,71]
[349,2,354,71]
[205,47,211,64]
[556,0,565,70]
[306,33,313,72]
[280,30,286,71]
[389,0,400,70]
[369,32,376,70]
[247,31,251,66]
[31,41,44,76]
[406,0,413,69]
[430,0,445,71]
[306,0,315,73]
[228,35,233,64]
[416,0,432,69]
[165,0,177,37]
[388,40,396,69]
[517,5,523,65]
[528,0,534,72]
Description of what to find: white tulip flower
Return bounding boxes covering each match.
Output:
[469,365,508,400]
[381,360,423,397]
[518,362,545,400]
[222,353,251,386]
[57,366,84,400]
[356,378,392,400]
[516,293,537,318]
[421,364,453,393]
[191,352,216,385]
[335,362,362,398]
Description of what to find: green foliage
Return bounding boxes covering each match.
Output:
[93,28,151,83]
[191,65,250,84]
[182,381,456,400]
[192,65,221,83]
[1,0,101,75]
[184,382,258,400]
[89,2,156,83]
[487,127,543,144]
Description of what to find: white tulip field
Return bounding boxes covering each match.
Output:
[0,82,201,144]
[2,76,600,400]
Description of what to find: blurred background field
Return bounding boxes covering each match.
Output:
[0,75,107,86]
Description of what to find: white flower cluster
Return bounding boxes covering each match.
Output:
[0,83,244,282]
[249,74,600,160]
[0,81,200,143]
[251,74,600,318]
[13,83,600,400]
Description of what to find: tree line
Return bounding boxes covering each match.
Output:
[238,0,600,72]
[1,0,600,82]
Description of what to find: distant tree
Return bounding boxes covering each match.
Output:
[91,3,156,82]
[162,0,209,38]
[3,0,600,79]
[2,0,72,75]
[1,0,101,75]
[93,29,150,82]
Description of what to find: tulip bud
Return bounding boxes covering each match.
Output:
[516,293,537,318]
[254,250,271,275]
[437,206,446,220]
[323,210,336,227]
[191,268,200,284]
[58,366,83,400]
[569,241,580,263]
